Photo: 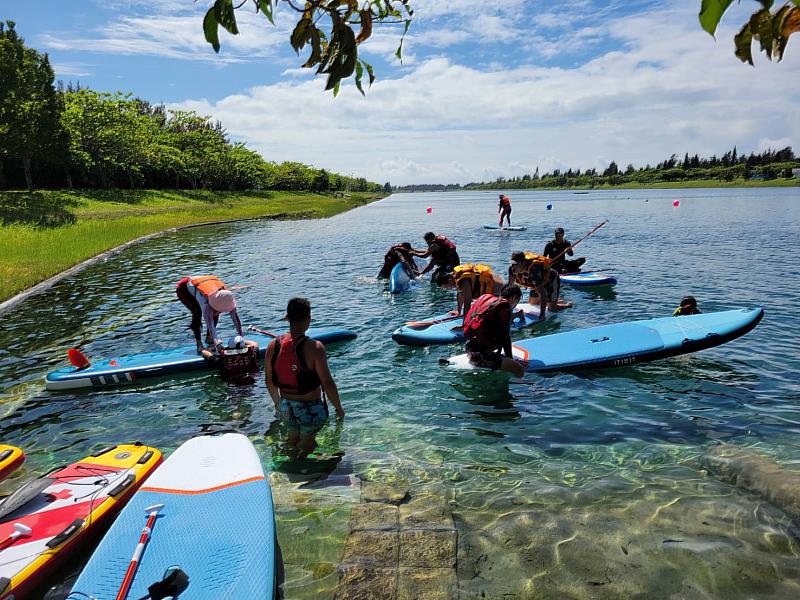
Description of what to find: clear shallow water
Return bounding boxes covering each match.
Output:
[1,188,800,598]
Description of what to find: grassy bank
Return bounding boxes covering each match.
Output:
[0,189,384,302]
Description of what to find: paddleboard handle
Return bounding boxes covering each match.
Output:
[115,504,164,600]
[0,523,32,551]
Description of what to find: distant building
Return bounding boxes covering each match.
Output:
[793,168,800,179]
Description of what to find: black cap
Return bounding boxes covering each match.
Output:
[680,296,697,307]
[555,227,565,234]
[286,297,311,322]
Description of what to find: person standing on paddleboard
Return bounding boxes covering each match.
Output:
[498,194,512,227]
[412,232,461,285]
[462,285,526,377]
[176,275,244,354]
[264,297,344,457]
[543,227,586,274]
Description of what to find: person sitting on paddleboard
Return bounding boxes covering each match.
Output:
[377,242,418,279]
[264,297,344,457]
[462,284,526,377]
[176,275,244,354]
[412,232,460,285]
[508,251,572,320]
[543,227,586,274]
[673,296,702,316]
[443,263,508,317]
[498,194,512,227]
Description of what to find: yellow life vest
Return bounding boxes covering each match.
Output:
[514,253,551,288]
[190,275,226,297]
[453,263,495,296]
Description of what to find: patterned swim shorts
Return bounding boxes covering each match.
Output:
[279,397,329,433]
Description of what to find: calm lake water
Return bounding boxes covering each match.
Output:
[2,187,800,598]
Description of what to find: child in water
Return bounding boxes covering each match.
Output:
[673,296,701,316]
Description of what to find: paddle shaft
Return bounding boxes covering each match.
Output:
[247,325,278,338]
[405,313,462,329]
[115,505,162,600]
[551,220,608,263]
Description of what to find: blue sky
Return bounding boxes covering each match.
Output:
[4,1,799,184]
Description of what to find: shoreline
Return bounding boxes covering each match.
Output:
[394,179,800,193]
[0,191,384,314]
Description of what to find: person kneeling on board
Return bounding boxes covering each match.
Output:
[176,275,244,354]
[498,194,512,227]
[673,296,702,316]
[462,285,526,377]
[200,335,260,384]
[508,251,572,320]
[264,297,344,457]
[544,227,586,274]
[378,242,419,279]
[445,263,507,317]
[412,232,461,285]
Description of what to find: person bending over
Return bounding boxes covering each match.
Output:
[176,275,244,354]
[508,251,572,320]
[264,297,344,458]
[462,285,526,377]
[446,263,505,316]
[412,232,461,285]
[543,227,586,274]
[378,242,418,279]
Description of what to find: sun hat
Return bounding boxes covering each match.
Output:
[208,289,236,313]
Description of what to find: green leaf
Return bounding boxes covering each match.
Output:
[333,80,341,98]
[302,29,323,68]
[734,22,755,65]
[257,0,274,25]
[203,8,221,53]
[749,8,774,57]
[355,60,365,95]
[214,0,239,36]
[698,0,735,36]
[363,59,375,86]
[395,19,411,62]
[291,14,313,53]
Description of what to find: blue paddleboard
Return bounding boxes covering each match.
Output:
[559,271,617,287]
[392,303,544,346]
[483,224,527,231]
[46,327,357,391]
[388,257,425,294]
[70,433,275,600]
[446,308,763,372]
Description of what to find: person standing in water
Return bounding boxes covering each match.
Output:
[412,232,461,285]
[175,275,244,354]
[264,297,344,458]
[498,194,512,227]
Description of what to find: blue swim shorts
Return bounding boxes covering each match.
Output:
[279,397,329,433]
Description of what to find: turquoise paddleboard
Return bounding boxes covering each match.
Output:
[560,271,617,287]
[46,327,356,391]
[483,224,527,231]
[70,433,276,600]
[393,303,544,346]
[445,308,763,372]
[388,257,425,294]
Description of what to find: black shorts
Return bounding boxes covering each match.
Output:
[465,341,503,370]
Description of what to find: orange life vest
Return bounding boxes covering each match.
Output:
[190,275,226,297]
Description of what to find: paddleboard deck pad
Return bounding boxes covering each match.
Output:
[560,272,617,287]
[483,224,527,231]
[445,308,763,373]
[46,327,357,391]
[0,445,24,483]
[0,443,162,600]
[70,433,276,600]
[393,303,544,346]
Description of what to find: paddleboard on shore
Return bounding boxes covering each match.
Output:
[483,224,527,231]
[0,443,162,600]
[70,433,276,600]
[392,303,544,346]
[46,327,357,391]
[0,445,24,483]
[445,308,763,373]
[560,271,617,287]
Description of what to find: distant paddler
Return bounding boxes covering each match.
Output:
[411,232,461,285]
[543,227,586,274]
[508,252,572,320]
[498,194,512,227]
[378,242,419,279]
[175,275,244,354]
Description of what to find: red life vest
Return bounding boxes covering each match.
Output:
[463,294,510,348]
[270,334,321,395]
[499,196,510,208]
[434,235,456,252]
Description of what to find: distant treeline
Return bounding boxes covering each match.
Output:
[394,147,799,192]
[0,21,387,194]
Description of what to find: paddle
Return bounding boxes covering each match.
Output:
[115,504,164,600]
[404,313,463,330]
[0,523,32,551]
[550,220,609,263]
[247,325,278,338]
[67,348,91,370]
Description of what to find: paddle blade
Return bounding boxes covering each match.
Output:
[67,348,91,370]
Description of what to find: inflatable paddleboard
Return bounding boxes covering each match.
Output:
[46,327,356,391]
[388,257,425,294]
[445,308,763,373]
[0,445,24,483]
[70,433,275,600]
[560,271,617,287]
[483,224,527,231]
[0,443,162,600]
[392,303,544,346]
